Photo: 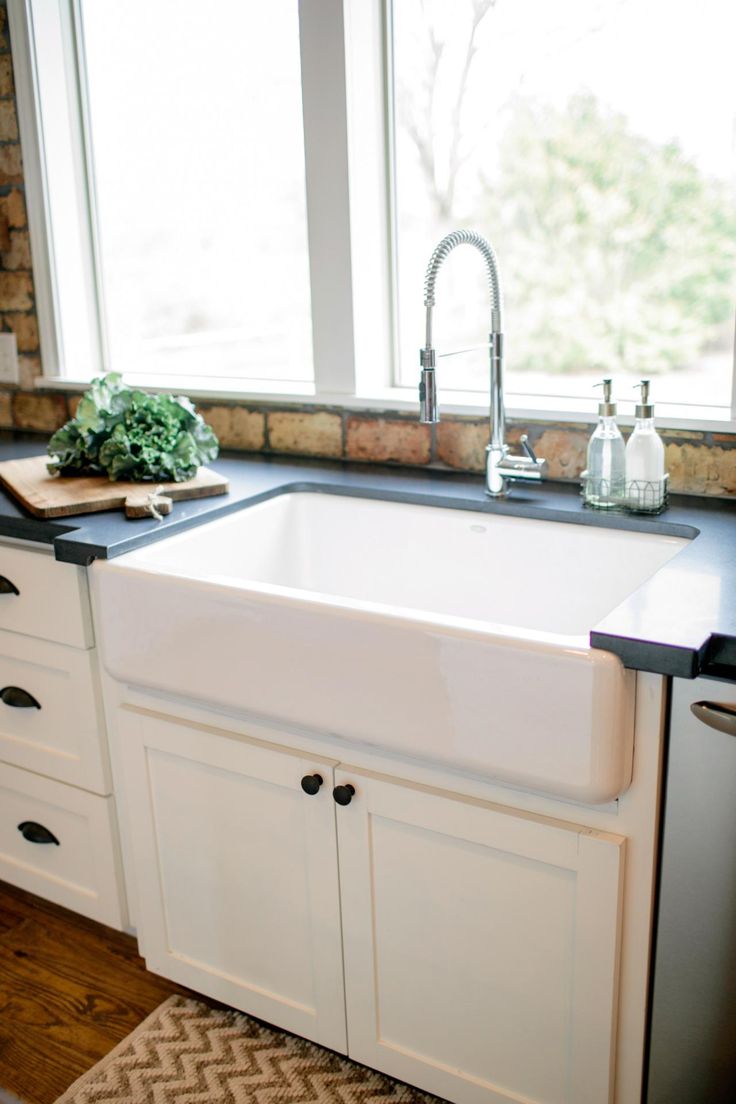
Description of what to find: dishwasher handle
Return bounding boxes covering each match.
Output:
[690,700,736,738]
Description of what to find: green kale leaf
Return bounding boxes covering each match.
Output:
[48,373,219,482]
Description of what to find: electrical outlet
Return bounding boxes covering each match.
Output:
[0,332,19,384]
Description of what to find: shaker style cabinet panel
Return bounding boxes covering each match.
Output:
[116,706,347,1053]
[335,770,625,1104]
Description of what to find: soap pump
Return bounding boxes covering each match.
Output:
[625,379,666,511]
[583,377,625,508]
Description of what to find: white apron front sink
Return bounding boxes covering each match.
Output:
[91,491,688,803]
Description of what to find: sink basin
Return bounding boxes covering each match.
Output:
[92,491,688,802]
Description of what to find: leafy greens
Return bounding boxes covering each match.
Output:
[47,373,219,483]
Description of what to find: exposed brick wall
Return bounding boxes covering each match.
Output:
[0,0,43,425]
[197,407,736,497]
[0,0,734,498]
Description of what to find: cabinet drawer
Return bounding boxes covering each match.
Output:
[0,761,125,928]
[0,630,109,792]
[0,544,93,648]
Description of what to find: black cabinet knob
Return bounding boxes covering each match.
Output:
[333,784,356,806]
[300,773,323,796]
[0,575,19,595]
[0,686,41,709]
[18,821,59,845]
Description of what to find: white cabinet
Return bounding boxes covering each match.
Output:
[117,707,346,1051]
[337,769,624,1104]
[0,540,125,928]
[0,629,109,790]
[118,704,625,1104]
[0,760,124,926]
[0,543,93,647]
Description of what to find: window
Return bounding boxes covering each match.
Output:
[390,0,736,421]
[80,0,313,388]
[14,0,316,391]
[9,0,736,425]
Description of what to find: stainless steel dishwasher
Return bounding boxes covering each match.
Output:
[646,676,736,1103]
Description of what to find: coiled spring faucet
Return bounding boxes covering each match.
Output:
[418,230,547,497]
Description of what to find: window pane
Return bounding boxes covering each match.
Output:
[392,0,736,410]
[80,0,312,384]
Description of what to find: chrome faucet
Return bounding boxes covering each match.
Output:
[418,230,547,497]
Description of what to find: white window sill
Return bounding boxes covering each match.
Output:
[34,375,736,434]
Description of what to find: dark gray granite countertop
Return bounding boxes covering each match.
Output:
[0,432,733,680]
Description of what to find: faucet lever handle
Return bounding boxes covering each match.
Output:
[494,437,548,484]
[520,434,538,463]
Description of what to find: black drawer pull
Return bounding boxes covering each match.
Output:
[0,686,41,709]
[691,701,736,738]
[0,575,19,595]
[17,821,59,845]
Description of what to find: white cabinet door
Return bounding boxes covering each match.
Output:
[336,769,625,1104]
[117,706,346,1052]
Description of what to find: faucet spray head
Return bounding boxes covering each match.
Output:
[419,348,439,423]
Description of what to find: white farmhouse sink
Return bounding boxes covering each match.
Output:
[92,492,688,803]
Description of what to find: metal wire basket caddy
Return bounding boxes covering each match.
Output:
[580,471,669,516]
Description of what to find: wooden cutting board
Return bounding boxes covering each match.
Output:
[0,454,229,519]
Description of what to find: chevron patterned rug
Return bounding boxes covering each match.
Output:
[54,994,442,1103]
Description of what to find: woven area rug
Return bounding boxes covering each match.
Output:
[54,994,442,1103]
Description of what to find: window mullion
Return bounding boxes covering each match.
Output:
[299,0,357,397]
[342,0,395,396]
[11,0,103,381]
[68,0,110,375]
[6,0,62,376]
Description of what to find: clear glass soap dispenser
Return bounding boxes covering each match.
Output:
[584,378,625,508]
[626,379,666,511]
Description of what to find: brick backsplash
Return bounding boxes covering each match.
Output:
[0,1,40,395]
[0,1,734,498]
[206,405,736,498]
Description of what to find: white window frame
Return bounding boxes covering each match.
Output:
[7,0,736,431]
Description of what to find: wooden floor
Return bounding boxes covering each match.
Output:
[0,881,185,1104]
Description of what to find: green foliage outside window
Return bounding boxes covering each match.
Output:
[485,93,736,375]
